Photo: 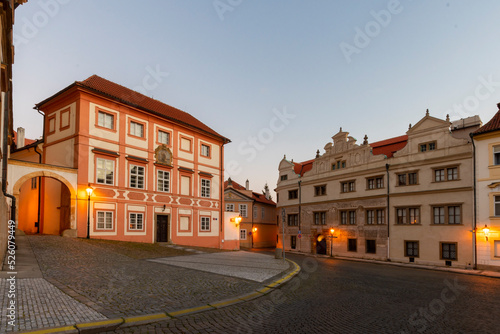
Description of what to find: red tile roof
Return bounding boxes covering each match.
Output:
[370,135,408,158]
[473,104,500,136]
[224,179,276,206]
[37,75,230,143]
[293,159,314,176]
[13,130,37,147]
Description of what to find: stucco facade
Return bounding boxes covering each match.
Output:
[473,104,500,269]
[276,111,481,268]
[33,75,230,248]
[224,179,277,248]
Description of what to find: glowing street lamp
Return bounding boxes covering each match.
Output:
[483,225,490,241]
[329,228,335,257]
[86,185,93,239]
[230,216,242,226]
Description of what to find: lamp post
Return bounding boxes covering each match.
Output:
[329,228,335,257]
[86,185,93,239]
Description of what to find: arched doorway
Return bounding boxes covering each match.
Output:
[316,234,327,255]
[12,171,76,236]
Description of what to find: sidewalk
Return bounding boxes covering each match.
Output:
[285,250,500,279]
[0,235,298,333]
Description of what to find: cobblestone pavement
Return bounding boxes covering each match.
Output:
[109,253,500,334]
[0,278,106,333]
[27,236,262,319]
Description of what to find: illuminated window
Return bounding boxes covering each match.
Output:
[396,207,420,224]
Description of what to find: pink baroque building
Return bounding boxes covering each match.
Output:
[32,75,230,247]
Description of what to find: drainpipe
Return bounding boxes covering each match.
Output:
[2,83,15,222]
[386,163,390,261]
[220,143,224,249]
[298,179,302,251]
[470,133,477,269]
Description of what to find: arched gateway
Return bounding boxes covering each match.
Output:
[7,159,78,236]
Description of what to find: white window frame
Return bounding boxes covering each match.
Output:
[157,170,170,192]
[201,144,210,157]
[495,196,500,217]
[130,121,144,137]
[240,229,247,240]
[201,179,211,198]
[98,111,114,130]
[239,204,248,218]
[97,211,113,230]
[129,212,144,230]
[96,158,114,185]
[130,164,145,189]
[253,206,258,218]
[200,216,210,231]
[158,130,170,145]
[226,203,234,212]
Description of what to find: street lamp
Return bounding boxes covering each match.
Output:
[483,225,490,241]
[86,185,93,239]
[329,228,335,257]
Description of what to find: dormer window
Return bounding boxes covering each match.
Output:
[280,174,288,181]
[332,160,346,170]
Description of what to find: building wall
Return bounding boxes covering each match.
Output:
[276,113,476,268]
[475,131,500,268]
[40,88,225,246]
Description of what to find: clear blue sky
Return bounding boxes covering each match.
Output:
[12,0,500,196]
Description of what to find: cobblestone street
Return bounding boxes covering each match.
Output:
[110,253,500,334]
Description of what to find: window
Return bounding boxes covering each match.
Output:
[129,165,145,189]
[314,212,326,225]
[441,242,457,260]
[96,158,114,185]
[433,205,461,224]
[494,146,500,165]
[201,144,210,157]
[157,170,170,192]
[253,206,258,218]
[332,160,346,170]
[158,130,170,145]
[494,240,500,257]
[129,213,144,230]
[376,209,385,225]
[420,141,436,152]
[495,196,500,216]
[291,236,297,249]
[397,172,418,186]
[97,211,113,230]
[200,217,210,231]
[434,167,459,182]
[405,241,419,257]
[341,210,356,225]
[366,240,376,254]
[314,185,326,196]
[261,208,265,220]
[348,239,357,252]
[201,179,211,198]
[226,204,234,212]
[288,189,298,199]
[130,121,144,137]
[240,229,247,240]
[239,204,248,218]
[341,181,355,193]
[366,210,374,225]
[31,177,37,190]
[98,111,114,130]
[367,176,384,190]
[288,214,298,226]
[396,207,420,224]
[280,175,288,181]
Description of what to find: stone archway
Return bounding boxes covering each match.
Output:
[10,168,77,236]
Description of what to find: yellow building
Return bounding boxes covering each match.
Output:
[224,179,277,248]
[472,103,500,269]
[277,111,482,268]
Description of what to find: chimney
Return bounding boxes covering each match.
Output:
[245,179,249,190]
[17,127,25,148]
